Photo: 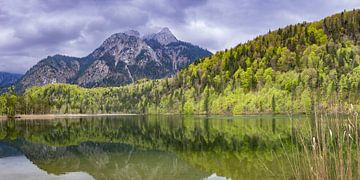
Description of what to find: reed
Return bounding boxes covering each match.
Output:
[289,105,359,179]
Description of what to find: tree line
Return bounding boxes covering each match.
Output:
[1,9,360,116]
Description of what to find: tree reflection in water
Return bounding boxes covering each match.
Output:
[0,115,310,179]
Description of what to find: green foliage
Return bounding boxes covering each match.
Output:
[1,86,17,118]
[1,10,360,115]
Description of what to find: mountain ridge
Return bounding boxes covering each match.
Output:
[0,72,22,88]
[17,28,212,91]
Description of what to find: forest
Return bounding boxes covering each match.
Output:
[1,9,360,116]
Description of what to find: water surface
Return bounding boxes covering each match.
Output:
[0,115,310,179]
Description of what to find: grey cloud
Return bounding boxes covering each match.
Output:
[132,0,208,24]
[14,23,83,47]
[1,0,360,73]
[174,0,360,51]
[0,55,38,74]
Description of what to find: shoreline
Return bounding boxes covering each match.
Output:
[0,113,137,121]
[0,112,350,121]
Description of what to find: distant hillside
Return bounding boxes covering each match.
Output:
[3,9,360,115]
[0,72,22,88]
[16,28,212,91]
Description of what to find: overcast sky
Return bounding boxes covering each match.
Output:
[1,0,360,74]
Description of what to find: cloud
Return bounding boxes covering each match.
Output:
[0,0,360,73]
[170,0,360,51]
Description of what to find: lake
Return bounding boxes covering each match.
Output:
[0,115,311,180]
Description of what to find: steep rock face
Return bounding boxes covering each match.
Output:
[17,28,212,91]
[76,31,169,87]
[76,60,111,87]
[145,40,213,71]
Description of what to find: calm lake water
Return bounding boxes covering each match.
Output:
[0,115,312,180]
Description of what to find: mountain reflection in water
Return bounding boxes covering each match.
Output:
[0,115,310,179]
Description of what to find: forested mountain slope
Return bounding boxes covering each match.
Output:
[2,10,360,115]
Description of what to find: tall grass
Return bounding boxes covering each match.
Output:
[289,105,359,179]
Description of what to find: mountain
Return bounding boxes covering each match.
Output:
[0,72,22,88]
[17,28,212,91]
[8,10,360,115]
[143,27,178,45]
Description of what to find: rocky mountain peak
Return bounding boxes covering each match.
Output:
[159,27,172,34]
[91,31,143,61]
[101,32,139,47]
[124,30,140,37]
[144,27,178,45]
[17,28,212,90]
